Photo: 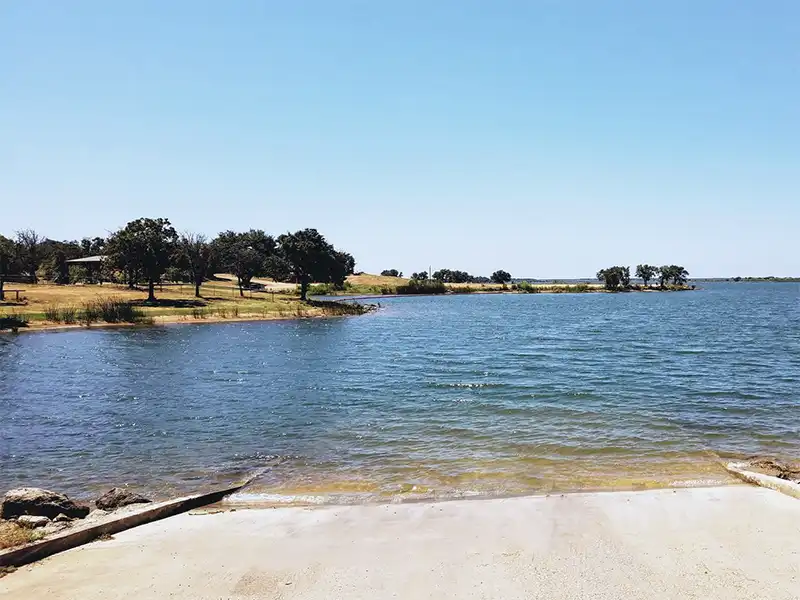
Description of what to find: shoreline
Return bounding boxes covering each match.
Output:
[317,286,697,299]
[3,484,798,598]
[0,312,352,334]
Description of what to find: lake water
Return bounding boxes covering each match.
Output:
[1,283,799,505]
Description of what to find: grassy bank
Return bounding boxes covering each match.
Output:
[309,275,692,296]
[0,278,373,332]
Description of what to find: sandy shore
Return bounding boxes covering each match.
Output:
[2,486,799,599]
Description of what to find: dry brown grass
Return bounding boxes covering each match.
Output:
[347,274,410,287]
[0,278,333,328]
[0,520,41,550]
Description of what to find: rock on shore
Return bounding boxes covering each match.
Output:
[95,488,152,511]
[0,488,90,520]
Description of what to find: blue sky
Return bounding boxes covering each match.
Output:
[3,1,798,277]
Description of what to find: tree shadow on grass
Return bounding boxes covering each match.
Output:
[131,299,208,308]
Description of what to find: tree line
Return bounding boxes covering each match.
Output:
[596,264,690,291]
[381,268,513,285]
[0,219,355,302]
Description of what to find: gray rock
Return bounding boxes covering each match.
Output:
[1,488,90,520]
[95,487,152,511]
[17,515,50,529]
[53,513,73,523]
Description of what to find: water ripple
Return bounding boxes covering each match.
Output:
[1,282,799,502]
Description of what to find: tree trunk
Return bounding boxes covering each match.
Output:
[0,276,4,301]
[195,281,201,298]
[300,278,309,301]
[147,279,156,302]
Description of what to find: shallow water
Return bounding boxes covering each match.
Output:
[1,283,799,504]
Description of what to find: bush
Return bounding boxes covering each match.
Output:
[516,281,541,293]
[306,299,375,315]
[81,302,102,324]
[0,314,29,331]
[44,305,61,321]
[80,299,147,324]
[60,306,78,323]
[396,280,447,295]
[44,305,78,323]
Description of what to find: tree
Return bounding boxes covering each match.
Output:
[381,269,402,277]
[668,265,689,286]
[597,266,631,291]
[179,233,213,298]
[619,265,631,288]
[597,268,620,291]
[80,236,106,256]
[597,266,630,291]
[211,230,275,296]
[106,218,179,301]
[53,250,70,284]
[15,229,44,283]
[432,269,474,283]
[636,264,657,287]
[490,270,512,284]
[0,235,19,301]
[39,240,82,283]
[410,271,428,281]
[275,229,354,300]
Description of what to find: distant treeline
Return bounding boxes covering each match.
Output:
[381,268,513,285]
[0,219,354,302]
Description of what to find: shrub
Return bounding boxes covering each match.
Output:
[44,305,62,321]
[396,280,447,295]
[80,299,147,324]
[0,314,29,331]
[516,281,540,293]
[60,306,78,324]
[306,299,375,316]
[0,520,41,549]
[81,302,102,324]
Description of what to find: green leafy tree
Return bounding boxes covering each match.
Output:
[619,265,631,288]
[635,264,657,287]
[0,235,19,301]
[179,233,213,297]
[80,237,106,256]
[657,265,673,288]
[211,230,276,296]
[597,268,620,290]
[668,265,689,286]
[15,229,44,283]
[40,240,82,283]
[596,266,621,290]
[276,229,354,300]
[597,266,631,290]
[490,270,512,284]
[432,269,474,283]
[107,218,179,301]
[380,269,402,277]
[410,271,428,281]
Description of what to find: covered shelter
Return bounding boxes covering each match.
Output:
[65,255,107,284]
